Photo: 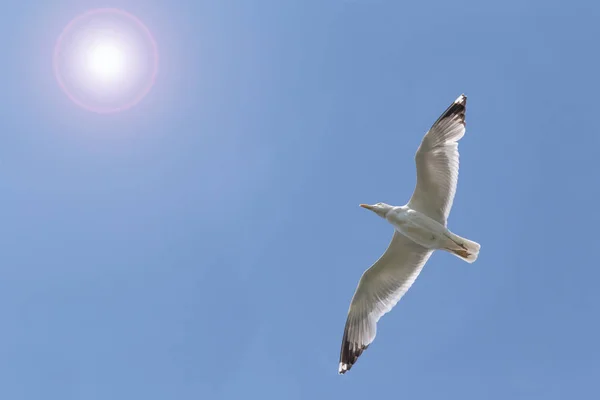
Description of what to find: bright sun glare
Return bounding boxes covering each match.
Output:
[54,8,159,113]
[87,42,125,81]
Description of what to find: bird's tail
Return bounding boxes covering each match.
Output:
[445,232,480,264]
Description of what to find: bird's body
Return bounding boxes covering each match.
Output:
[387,205,449,250]
[386,205,478,262]
[338,94,481,374]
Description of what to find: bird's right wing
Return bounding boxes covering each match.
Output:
[339,232,433,374]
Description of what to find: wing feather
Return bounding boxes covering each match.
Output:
[338,232,433,374]
[408,94,467,224]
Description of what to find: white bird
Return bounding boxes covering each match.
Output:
[338,94,480,374]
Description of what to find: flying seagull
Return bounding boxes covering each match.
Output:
[338,94,480,374]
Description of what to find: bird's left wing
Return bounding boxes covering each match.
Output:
[408,94,467,225]
[339,232,433,374]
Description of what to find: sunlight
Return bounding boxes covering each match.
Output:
[53,8,159,113]
[87,42,126,82]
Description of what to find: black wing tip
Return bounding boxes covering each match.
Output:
[338,339,369,374]
[455,93,467,105]
[338,363,351,374]
[437,94,467,126]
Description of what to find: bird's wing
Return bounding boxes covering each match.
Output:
[339,232,433,374]
[408,94,467,225]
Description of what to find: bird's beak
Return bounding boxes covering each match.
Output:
[360,204,374,210]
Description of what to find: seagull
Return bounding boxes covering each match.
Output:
[338,94,480,374]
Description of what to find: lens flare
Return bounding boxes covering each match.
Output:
[87,43,125,81]
[53,8,159,114]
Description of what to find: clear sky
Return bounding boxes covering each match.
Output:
[2,0,600,398]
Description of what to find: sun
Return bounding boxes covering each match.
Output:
[86,42,126,81]
[53,8,159,113]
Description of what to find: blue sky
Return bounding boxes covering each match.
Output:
[2,0,600,398]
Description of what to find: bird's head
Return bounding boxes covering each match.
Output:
[360,202,393,218]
